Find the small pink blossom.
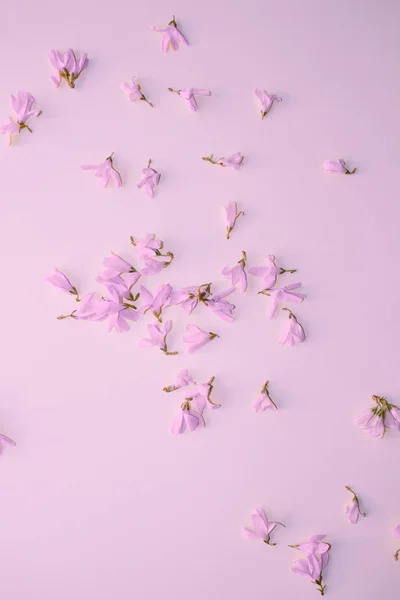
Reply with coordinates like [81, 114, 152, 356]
[0, 433, 16, 455]
[324, 159, 356, 175]
[243, 508, 285, 546]
[183, 324, 219, 354]
[253, 381, 278, 413]
[57, 292, 111, 322]
[163, 369, 196, 393]
[170, 400, 204, 435]
[290, 535, 331, 595]
[96, 272, 140, 300]
[202, 152, 244, 170]
[394, 524, 400, 561]
[225, 201, 244, 240]
[168, 87, 211, 111]
[169, 283, 211, 315]
[254, 89, 282, 119]
[45, 268, 79, 300]
[191, 376, 221, 413]
[0, 92, 42, 146]
[105, 285, 140, 333]
[101, 252, 138, 279]
[248, 255, 297, 289]
[137, 159, 161, 198]
[121, 77, 153, 107]
[259, 283, 305, 318]
[48, 49, 89, 88]
[204, 287, 236, 323]
[81, 153, 122, 188]
[344, 486, 366, 524]
[355, 395, 400, 439]
[138, 320, 177, 355]
[130, 234, 163, 259]
[139, 284, 172, 321]
[150, 16, 189, 52]
[279, 309, 306, 346]
[222, 251, 247, 293]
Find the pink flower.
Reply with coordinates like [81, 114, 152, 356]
[0, 92, 42, 145]
[183, 324, 219, 354]
[130, 234, 163, 258]
[204, 287, 236, 323]
[58, 292, 111, 322]
[163, 369, 196, 393]
[169, 283, 211, 314]
[278, 309, 306, 346]
[121, 77, 153, 106]
[394, 524, 400, 561]
[170, 400, 204, 435]
[138, 320, 177, 355]
[191, 376, 221, 413]
[0, 433, 16, 455]
[290, 535, 331, 595]
[355, 395, 400, 439]
[81, 153, 122, 188]
[168, 87, 211, 111]
[137, 159, 161, 198]
[96, 272, 140, 300]
[202, 152, 244, 170]
[105, 285, 140, 333]
[324, 159, 356, 175]
[344, 486, 366, 524]
[248, 255, 297, 289]
[45, 268, 79, 299]
[254, 89, 282, 119]
[253, 381, 278, 413]
[150, 16, 189, 52]
[225, 201, 244, 239]
[260, 283, 305, 318]
[139, 284, 172, 321]
[101, 252, 138, 279]
[222, 251, 247, 293]
[48, 48, 89, 88]
[243, 508, 285, 546]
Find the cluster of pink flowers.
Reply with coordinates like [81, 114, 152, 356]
[163, 370, 221, 435]
[0, 91, 42, 146]
[355, 395, 400, 439]
[290, 535, 331, 595]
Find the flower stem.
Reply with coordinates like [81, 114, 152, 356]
[57, 310, 76, 320]
[395, 549, 400, 561]
[345, 167, 357, 174]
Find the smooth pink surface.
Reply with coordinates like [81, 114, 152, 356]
[1, 1, 400, 598]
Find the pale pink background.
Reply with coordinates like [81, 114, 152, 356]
[1, 0, 399, 598]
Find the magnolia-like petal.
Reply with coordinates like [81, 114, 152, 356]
[182, 297, 199, 314]
[192, 394, 206, 414]
[324, 159, 347, 174]
[225, 201, 238, 228]
[140, 258, 165, 276]
[386, 407, 400, 430]
[279, 316, 305, 346]
[147, 324, 165, 347]
[51, 74, 61, 87]
[170, 411, 185, 435]
[296, 541, 330, 555]
[354, 411, 374, 426]
[291, 559, 315, 581]
[183, 410, 200, 432]
[45, 268, 74, 293]
[75, 53, 89, 74]
[176, 369, 195, 387]
[103, 254, 132, 273]
[164, 320, 172, 335]
[0, 434, 16, 454]
[393, 524, 400, 539]
[366, 414, 385, 438]
[153, 284, 172, 312]
[48, 49, 63, 70]
[309, 534, 326, 543]
[250, 509, 269, 537]
[253, 393, 277, 413]
[320, 550, 329, 570]
[108, 312, 130, 333]
[139, 285, 154, 308]
[63, 48, 76, 73]
[308, 554, 323, 580]
[345, 499, 361, 524]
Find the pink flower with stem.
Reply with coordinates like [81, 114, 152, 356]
[203, 287, 236, 323]
[169, 283, 212, 315]
[344, 486, 366, 524]
[243, 508, 285, 546]
[57, 292, 112, 322]
[0, 433, 16, 455]
[81, 153, 122, 188]
[324, 159, 356, 175]
[45, 268, 80, 301]
[0, 92, 42, 146]
[105, 284, 140, 333]
[254, 89, 282, 119]
[225, 201, 244, 240]
[259, 283, 305, 319]
[279, 309, 306, 346]
[150, 16, 189, 52]
[139, 284, 172, 322]
[121, 76, 153, 107]
[96, 272, 140, 300]
[163, 369, 196, 393]
[290, 534, 331, 596]
[202, 152, 244, 170]
[253, 381, 278, 413]
[191, 376, 221, 413]
[355, 395, 400, 439]
[130, 233, 164, 259]
[222, 251, 248, 293]
[248, 255, 297, 289]
[137, 159, 161, 198]
[168, 87, 211, 111]
[48, 48, 89, 89]
[393, 524, 400, 561]
[101, 252, 139, 280]
[138, 320, 177, 355]
[183, 324, 219, 354]
[170, 398, 205, 435]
